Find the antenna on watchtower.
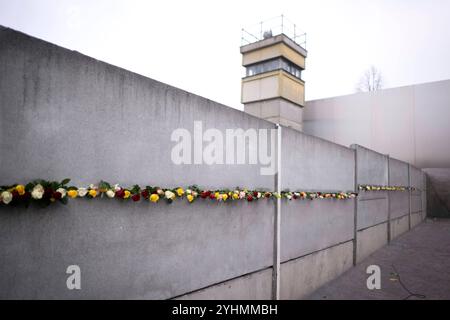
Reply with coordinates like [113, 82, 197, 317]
[240, 15, 307, 132]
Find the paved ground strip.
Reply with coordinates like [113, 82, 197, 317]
[307, 219, 450, 299]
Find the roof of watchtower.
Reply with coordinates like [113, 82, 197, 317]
[241, 15, 307, 55]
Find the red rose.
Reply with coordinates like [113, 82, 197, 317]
[247, 195, 253, 202]
[141, 190, 149, 199]
[44, 188, 53, 199]
[201, 191, 211, 199]
[52, 192, 62, 200]
[132, 194, 140, 202]
[115, 189, 125, 198]
[209, 193, 216, 199]
[12, 190, 19, 198]
[22, 192, 31, 201]
[253, 191, 258, 197]
[293, 194, 298, 199]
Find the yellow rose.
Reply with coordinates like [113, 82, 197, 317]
[176, 188, 184, 197]
[232, 193, 239, 200]
[187, 194, 194, 202]
[88, 189, 97, 198]
[15, 185, 25, 195]
[215, 192, 220, 199]
[150, 194, 159, 203]
[222, 194, 228, 201]
[67, 190, 78, 198]
[124, 190, 131, 199]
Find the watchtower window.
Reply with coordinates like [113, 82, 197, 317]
[245, 57, 303, 80]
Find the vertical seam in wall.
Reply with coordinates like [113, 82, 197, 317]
[353, 146, 358, 266]
[387, 155, 391, 243]
[412, 86, 417, 166]
[272, 124, 282, 300]
[408, 164, 412, 230]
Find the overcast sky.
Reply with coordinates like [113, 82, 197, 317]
[1, 0, 450, 110]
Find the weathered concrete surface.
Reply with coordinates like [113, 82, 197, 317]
[307, 219, 450, 300]
[356, 223, 388, 263]
[0, 26, 276, 299]
[281, 199, 354, 262]
[175, 268, 273, 300]
[280, 241, 353, 299]
[388, 158, 409, 220]
[353, 145, 388, 187]
[411, 212, 423, 228]
[357, 193, 388, 230]
[390, 214, 410, 240]
[282, 128, 355, 192]
[0, 200, 275, 299]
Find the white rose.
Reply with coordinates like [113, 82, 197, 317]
[164, 190, 175, 200]
[257, 192, 262, 198]
[77, 188, 88, 197]
[239, 191, 246, 199]
[89, 184, 97, 190]
[106, 190, 115, 198]
[1, 191, 13, 204]
[113, 184, 121, 192]
[56, 188, 67, 198]
[31, 184, 44, 200]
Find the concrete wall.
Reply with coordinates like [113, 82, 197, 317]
[279, 129, 355, 298]
[353, 145, 389, 263]
[304, 79, 450, 217]
[0, 26, 426, 299]
[0, 26, 275, 299]
[388, 158, 410, 240]
[304, 80, 450, 170]
[410, 166, 427, 227]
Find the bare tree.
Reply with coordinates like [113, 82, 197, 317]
[356, 66, 383, 92]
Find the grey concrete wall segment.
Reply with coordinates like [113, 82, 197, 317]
[390, 214, 410, 240]
[388, 158, 410, 221]
[352, 144, 388, 186]
[175, 268, 273, 300]
[0, 200, 274, 299]
[353, 145, 389, 234]
[0, 26, 276, 299]
[411, 212, 423, 228]
[279, 126, 355, 266]
[356, 194, 388, 230]
[280, 199, 354, 262]
[356, 222, 388, 263]
[280, 241, 353, 299]
[410, 166, 424, 190]
[0, 26, 276, 190]
[281, 127, 355, 192]
[411, 194, 423, 214]
[389, 192, 410, 219]
[389, 158, 409, 186]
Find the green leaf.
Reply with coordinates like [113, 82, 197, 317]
[99, 180, 111, 190]
[61, 178, 71, 185]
